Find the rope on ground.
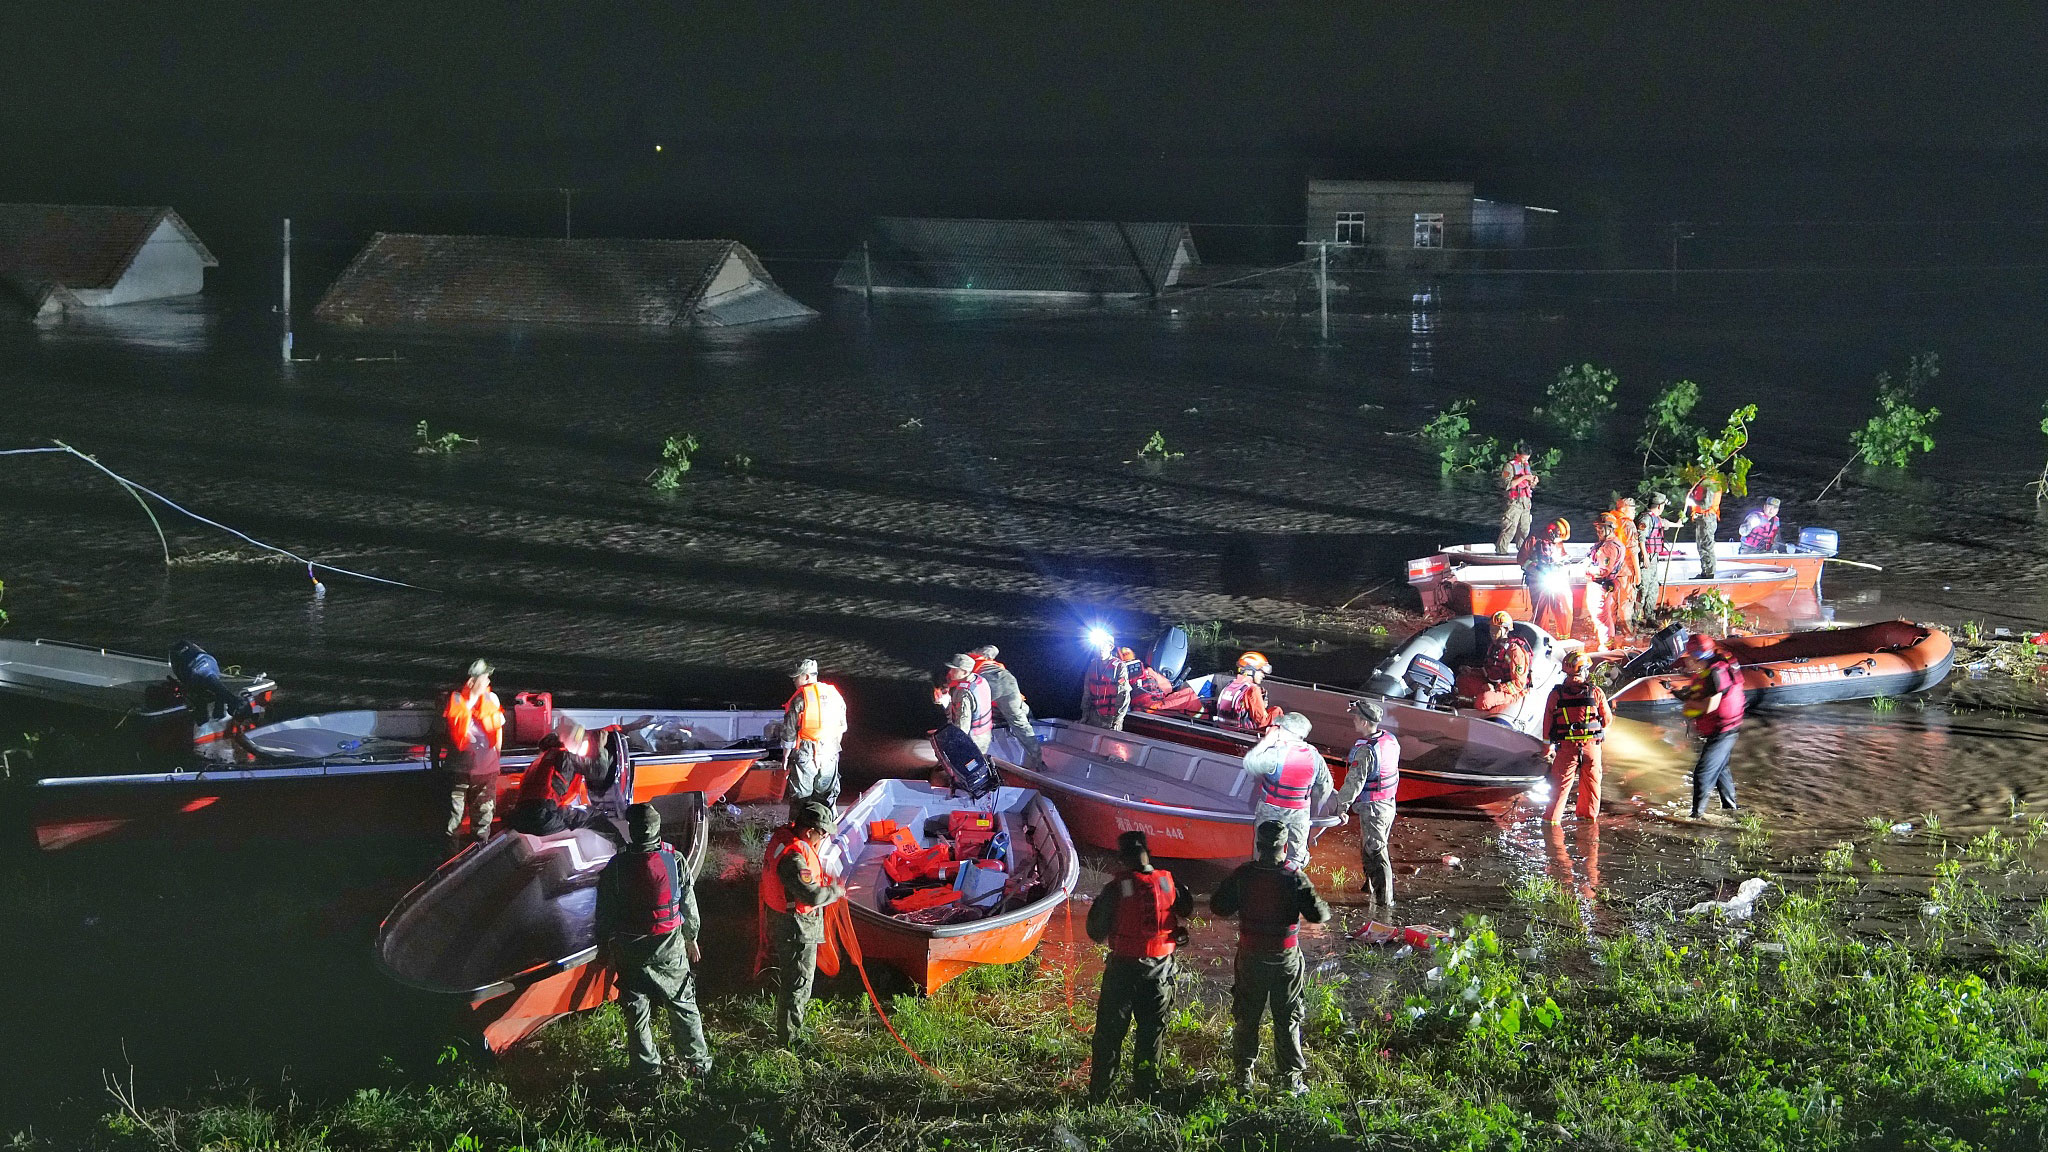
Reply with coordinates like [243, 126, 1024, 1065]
[825, 900, 963, 1089]
[4, 440, 425, 590]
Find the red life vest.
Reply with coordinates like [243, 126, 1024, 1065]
[1740, 511, 1780, 550]
[1236, 862, 1302, 951]
[1588, 539, 1625, 588]
[1484, 636, 1532, 685]
[1547, 682, 1608, 743]
[759, 826, 826, 916]
[617, 845, 685, 936]
[1692, 653, 1748, 736]
[1501, 458, 1536, 499]
[1215, 677, 1267, 731]
[516, 748, 585, 808]
[1131, 667, 1172, 707]
[1351, 730, 1401, 804]
[954, 674, 993, 743]
[1108, 868, 1179, 959]
[1639, 513, 1669, 556]
[1083, 657, 1124, 713]
[1256, 745, 1320, 810]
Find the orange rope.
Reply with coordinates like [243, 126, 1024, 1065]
[826, 900, 963, 1088]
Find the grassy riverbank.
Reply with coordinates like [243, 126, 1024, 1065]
[35, 822, 2048, 1152]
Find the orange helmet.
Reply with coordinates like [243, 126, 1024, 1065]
[1563, 650, 1592, 677]
[1549, 518, 1571, 542]
[1236, 651, 1273, 674]
[1116, 647, 1137, 663]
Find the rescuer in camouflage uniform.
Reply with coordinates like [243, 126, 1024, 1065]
[781, 658, 848, 811]
[761, 800, 843, 1046]
[970, 644, 1045, 769]
[595, 803, 710, 1078]
[1211, 820, 1333, 1095]
[1085, 830, 1194, 1103]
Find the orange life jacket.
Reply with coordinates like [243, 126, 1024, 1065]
[952, 674, 993, 744]
[759, 826, 825, 916]
[1108, 868, 1179, 959]
[785, 681, 848, 742]
[1256, 745, 1321, 810]
[443, 688, 504, 752]
[1484, 636, 1532, 685]
[1083, 657, 1125, 712]
[1547, 682, 1609, 743]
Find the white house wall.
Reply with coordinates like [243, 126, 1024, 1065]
[75, 218, 208, 306]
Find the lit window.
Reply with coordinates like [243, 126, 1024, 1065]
[1413, 213, 1444, 249]
[1335, 211, 1367, 244]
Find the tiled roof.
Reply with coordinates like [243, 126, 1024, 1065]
[0, 204, 216, 291]
[835, 217, 1197, 296]
[313, 234, 814, 328]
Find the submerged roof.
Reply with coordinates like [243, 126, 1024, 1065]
[314, 233, 815, 328]
[835, 217, 1197, 296]
[0, 204, 217, 291]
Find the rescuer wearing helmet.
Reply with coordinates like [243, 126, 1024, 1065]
[1495, 446, 1540, 555]
[1211, 819, 1333, 1096]
[1330, 699, 1401, 913]
[1080, 633, 1133, 731]
[941, 654, 995, 754]
[1684, 474, 1725, 579]
[1601, 496, 1642, 635]
[1542, 651, 1614, 824]
[1519, 519, 1575, 640]
[1680, 633, 1746, 819]
[1738, 497, 1783, 554]
[1583, 516, 1628, 651]
[1241, 711, 1333, 870]
[781, 658, 849, 811]
[970, 645, 1045, 769]
[1454, 610, 1534, 716]
[1214, 651, 1282, 733]
[506, 715, 611, 836]
[439, 657, 504, 848]
[759, 800, 845, 1046]
[1084, 830, 1194, 1103]
[596, 803, 710, 1079]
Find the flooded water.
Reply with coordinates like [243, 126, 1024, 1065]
[4, 280, 2048, 1129]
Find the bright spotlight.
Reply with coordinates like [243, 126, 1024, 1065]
[1085, 627, 1114, 655]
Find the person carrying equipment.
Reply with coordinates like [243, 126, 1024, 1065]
[759, 800, 845, 1046]
[1084, 830, 1193, 1103]
[1215, 651, 1282, 733]
[439, 657, 504, 848]
[596, 803, 710, 1079]
[1738, 497, 1783, 553]
[1680, 634, 1746, 819]
[506, 715, 609, 836]
[1241, 712, 1332, 870]
[1330, 699, 1401, 914]
[1455, 611, 1534, 716]
[1520, 519, 1574, 640]
[971, 645, 1044, 770]
[939, 654, 995, 754]
[1210, 819, 1332, 1096]
[1600, 497, 1641, 635]
[1584, 517, 1628, 651]
[1684, 475, 1724, 579]
[1496, 447, 1539, 554]
[1080, 635, 1133, 731]
[781, 658, 848, 810]
[1635, 492, 1683, 619]
[1542, 651, 1613, 824]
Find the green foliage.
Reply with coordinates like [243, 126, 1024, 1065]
[413, 420, 477, 456]
[1419, 400, 1559, 475]
[724, 452, 754, 475]
[1136, 430, 1184, 461]
[1535, 362, 1619, 441]
[1636, 379, 1703, 493]
[648, 433, 700, 490]
[1672, 589, 1742, 631]
[1691, 404, 1758, 498]
[1850, 352, 1943, 468]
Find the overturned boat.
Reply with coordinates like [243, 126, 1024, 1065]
[1609, 620, 1954, 714]
[831, 779, 1078, 991]
[990, 719, 1345, 860]
[374, 731, 712, 1052]
[29, 701, 781, 850]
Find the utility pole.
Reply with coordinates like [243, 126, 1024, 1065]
[280, 218, 293, 362]
[1298, 238, 1353, 341]
[559, 188, 577, 239]
[862, 239, 874, 305]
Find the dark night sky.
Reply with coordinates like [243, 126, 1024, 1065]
[9, 4, 2048, 274]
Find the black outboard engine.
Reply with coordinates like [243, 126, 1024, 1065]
[1404, 653, 1456, 707]
[168, 640, 255, 722]
[1617, 623, 1691, 681]
[932, 725, 1000, 799]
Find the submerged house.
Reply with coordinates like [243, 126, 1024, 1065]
[0, 204, 218, 321]
[835, 217, 1198, 301]
[1305, 181, 1556, 271]
[314, 233, 815, 329]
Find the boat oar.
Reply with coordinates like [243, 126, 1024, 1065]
[1822, 557, 1883, 572]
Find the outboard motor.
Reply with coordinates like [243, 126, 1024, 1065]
[1404, 653, 1456, 707]
[168, 640, 256, 723]
[1617, 623, 1691, 681]
[932, 725, 1000, 799]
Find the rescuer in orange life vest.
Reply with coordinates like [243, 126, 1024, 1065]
[1600, 496, 1641, 636]
[970, 645, 1045, 770]
[1084, 830, 1194, 1103]
[1543, 651, 1614, 824]
[440, 658, 504, 849]
[506, 715, 611, 837]
[941, 653, 995, 754]
[1455, 610, 1534, 716]
[1520, 518, 1575, 641]
[1684, 474, 1725, 579]
[759, 800, 845, 1046]
[1214, 651, 1282, 733]
[1211, 819, 1333, 1096]
[781, 658, 848, 811]
[1242, 711, 1334, 870]
[1080, 633, 1133, 730]
[1583, 516, 1628, 651]
[595, 802, 710, 1079]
